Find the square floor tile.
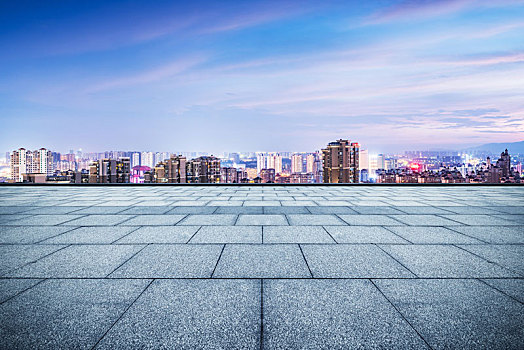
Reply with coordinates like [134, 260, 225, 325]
[189, 226, 262, 243]
[0, 245, 64, 276]
[7, 245, 143, 278]
[301, 244, 414, 278]
[213, 244, 310, 278]
[236, 214, 288, 226]
[115, 226, 199, 244]
[42, 226, 139, 244]
[287, 214, 346, 226]
[95, 279, 260, 349]
[459, 245, 524, 275]
[451, 226, 524, 244]
[338, 215, 404, 226]
[325, 226, 408, 244]
[62, 215, 133, 226]
[390, 215, 463, 226]
[0, 226, 74, 244]
[374, 279, 524, 349]
[178, 214, 237, 226]
[263, 279, 427, 349]
[263, 226, 335, 243]
[387, 226, 482, 244]
[0, 279, 150, 349]
[381, 245, 517, 278]
[119, 214, 186, 226]
[109, 244, 223, 278]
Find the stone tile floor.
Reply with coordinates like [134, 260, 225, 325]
[0, 185, 523, 349]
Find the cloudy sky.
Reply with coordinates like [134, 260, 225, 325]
[1, 0, 523, 153]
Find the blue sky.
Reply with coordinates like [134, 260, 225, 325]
[1, 0, 523, 153]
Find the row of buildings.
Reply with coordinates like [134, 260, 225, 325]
[6, 142, 521, 184]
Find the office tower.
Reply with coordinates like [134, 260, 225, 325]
[141, 151, 154, 168]
[377, 154, 386, 170]
[291, 153, 303, 173]
[186, 156, 221, 183]
[260, 168, 276, 183]
[10, 148, 53, 182]
[266, 153, 283, 174]
[257, 153, 266, 174]
[322, 139, 360, 183]
[131, 152, 141, 168]
[497, 149, 510, 177]
[88, 158, 130, 183]
[359, 150, 369, 170]
[306, 154, 315, 173]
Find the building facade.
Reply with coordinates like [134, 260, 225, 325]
[322, 139, 360, 183]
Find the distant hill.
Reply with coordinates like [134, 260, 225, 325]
[467, 140, 524, 155]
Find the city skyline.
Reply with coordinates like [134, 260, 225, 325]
[1, 0, 524, 152]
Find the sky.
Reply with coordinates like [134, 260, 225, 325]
[1, 0, 524, 154]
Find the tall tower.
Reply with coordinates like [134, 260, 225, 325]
[291, 154, 303, 173]
[322, 139, 359, 183]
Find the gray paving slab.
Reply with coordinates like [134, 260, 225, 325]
[96, 279, 260, 349]
[459, 244, 524, 276]
[374, 279, 524, 349]
[215, 206, 263, 214]
[0, 245, 64, 276]
[441, 214, 522, 226]
[109, 244, 223, 278]
[0, 279, 42, 304]
[118, 206, 172, 214]
[482, 279, 524, 303]
[264, 279, 428, 349]
[118, 214, 185, 226]
[7, 245, 143, 278]
[491, 206, 524, 214]
[0, 279, 150, 349]
[338, 214, 404, 226]
[69, 206, 128, 214]
[115, 226, 200, 244]
[352, 206, 406, 215]
[213, 244, 310, 278]
[263, 206, 310, 214]
[236, 214, 288, 226]
[381, 245, 518, 278]
[391, 214, 463, 226]
[6, 214, 84, 226]
[0, 207, 33, 215]
[0, 226, 74, 244]
[439, 206, 504, 215]
[42, 226, 138, 244]
[61, 214, 133, 226]
[393, 206, 453, 214]
[386, 226, 482, 244]
[450, 226, 524, 243]
[23, 206, 88, 215]
[178, 214, 237, 225]
[189, 226, 262, 243]
[306, 206, 357, 214]
[301, 244, 414, 278]
[165, 206, 217, 214]
[325, 226, 409, 243]
[263, 226, 336, 243]
[287, 214, 346, 226]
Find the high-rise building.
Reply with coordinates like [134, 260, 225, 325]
[186, 156, 221, 183]
[266, 153, 283, 174]
[220, 167, 247, 183]
[306, 154, 315, 173]
[131, 152, 141, 168]
[291, 153, 303, 173]
[141, 152, 154, 168]
[322, 139, 359, 183]
[166, 155, 187, 183]
[10, 148, 53, 182]
[359, 150, 369, 170]
[88, 158, 130, 183]
[256, 153, 265, 174]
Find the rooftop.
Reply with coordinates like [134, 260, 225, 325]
[0, 185, 523, 349]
